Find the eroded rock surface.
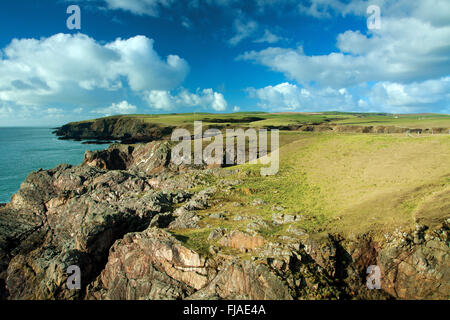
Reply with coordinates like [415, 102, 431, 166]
[0, 140, 448, 301]
[87, 228, 210, 300]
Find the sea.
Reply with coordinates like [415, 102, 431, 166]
[0, 127, 109, 203]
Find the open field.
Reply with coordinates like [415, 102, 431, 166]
[172, 131, 450, 246]
[4, 114, 449, 300]
[70, 112, 450, 130]
[332, 113, 450, 129]
[59, 112, 450, 242]
[56, 112, 450, 245]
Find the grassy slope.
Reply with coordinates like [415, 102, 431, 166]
[332, 114, 450, 129]
[172, 132, 450, 249]
[72, 112, 450, 250]
[72, 112, 450, 130]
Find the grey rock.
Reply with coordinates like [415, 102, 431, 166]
[208, 228, 226, 241]
[287, 225, 307, 236]
[251, 198, 266, 206]
[209, 212, 226, 220]
[272, 213, 303, 225]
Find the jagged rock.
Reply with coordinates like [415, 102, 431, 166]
[246, 217, 269, 232]
[287, 225, 308, 236]
[0, 158, 201, 299]
[87, 228, 210, 300]
[6, 247, 95, 300]
[208, 228, 226, 241]
[168, 211, 201, 230]
[376, 224, 449, 300]
[167, 188, 216, 230]
[219, 180, 242, 187]
[300, 236, 338, 278]
[272, 213, 303, 225]
[184, 188, 215, 211]
[219, 231, 265, 252]
[251, 199, 266, 206]
[258, 242, 298, 271]
[187, 260, 293, 300]
[83, 141, 172, 173]
[208, 212, 226, 220]
[0, 206, 46, 299]
[1, 137, 449, 301]
[127, 141, 172, 173]
[149, 213, 174, 228]
[84, 145, 133, 170]
[170, 191, 190, 204]
[53, 117, 174, 143]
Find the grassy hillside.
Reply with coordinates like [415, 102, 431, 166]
[61, 112, 450, 244]
[171, 131, 450, 247]
[72, 112, 450, 130]
[332, 113, 450, 129]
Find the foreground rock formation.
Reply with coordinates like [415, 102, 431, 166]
[0, 141, 448, 300]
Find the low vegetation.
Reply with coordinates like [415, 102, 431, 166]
[171, 130, 450, 246]
[69, 111, 450, 131]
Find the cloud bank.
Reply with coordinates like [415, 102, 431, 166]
[241, 0, 450, 113]
[146, 88, 228, 111]
[248, 78, 450, 114]
[92, 101, 138, 116]
[0, 33, 189, 107]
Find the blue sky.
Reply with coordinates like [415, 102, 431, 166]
[0, 0, 449, 126]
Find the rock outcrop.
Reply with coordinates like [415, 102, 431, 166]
[54, 116, 450, 146]
[219, 231, 265, 252]
[0, 140, 448, 300]
[53, 117, 175, 144]
[87, 228, 209, 300]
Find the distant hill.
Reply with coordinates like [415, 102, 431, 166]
[53, 112, 450, 144]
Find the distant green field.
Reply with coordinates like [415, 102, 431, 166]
[70, 111, 450, 249]
[333, 113, 450, 129]
[78, 112, 450, 130]
[105, 112, 333, 128]
[179, 131, 450, 245]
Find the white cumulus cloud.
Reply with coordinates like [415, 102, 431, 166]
[104, 0, 175, 16]
[240, 16, 450, 88]
[253, 29, 284, 44]
[239, 0, 450, 89]
[367, 77, 450, 113]
[228, 17, 259, 46]
[238, 0, 450, 113]
[0, 33, 189, 107]
[248, 77, 450, 114]
[248, 82, 355, 111]
[92, 101, 138, 116]
[146, 88, 228, 111]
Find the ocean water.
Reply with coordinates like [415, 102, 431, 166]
[0, 127, 108, 203]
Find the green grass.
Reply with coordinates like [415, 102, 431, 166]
[93, 111, 449, 247]
[159, 129, 450, 260]
[192, 131, 450, 242]
[333, 113, 450, 128]
[169, 228, 212, 256]
[75, 112, 450, 130]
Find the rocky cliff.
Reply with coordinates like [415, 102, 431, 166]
[53, 116, 450, 145]
[0, 141, 448, 300]
[53, 117, 175, 144]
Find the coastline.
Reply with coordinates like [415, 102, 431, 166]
[0, 127, 109, 203]
[53, 115, 450, 144]
[1, 116, 449, 300]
